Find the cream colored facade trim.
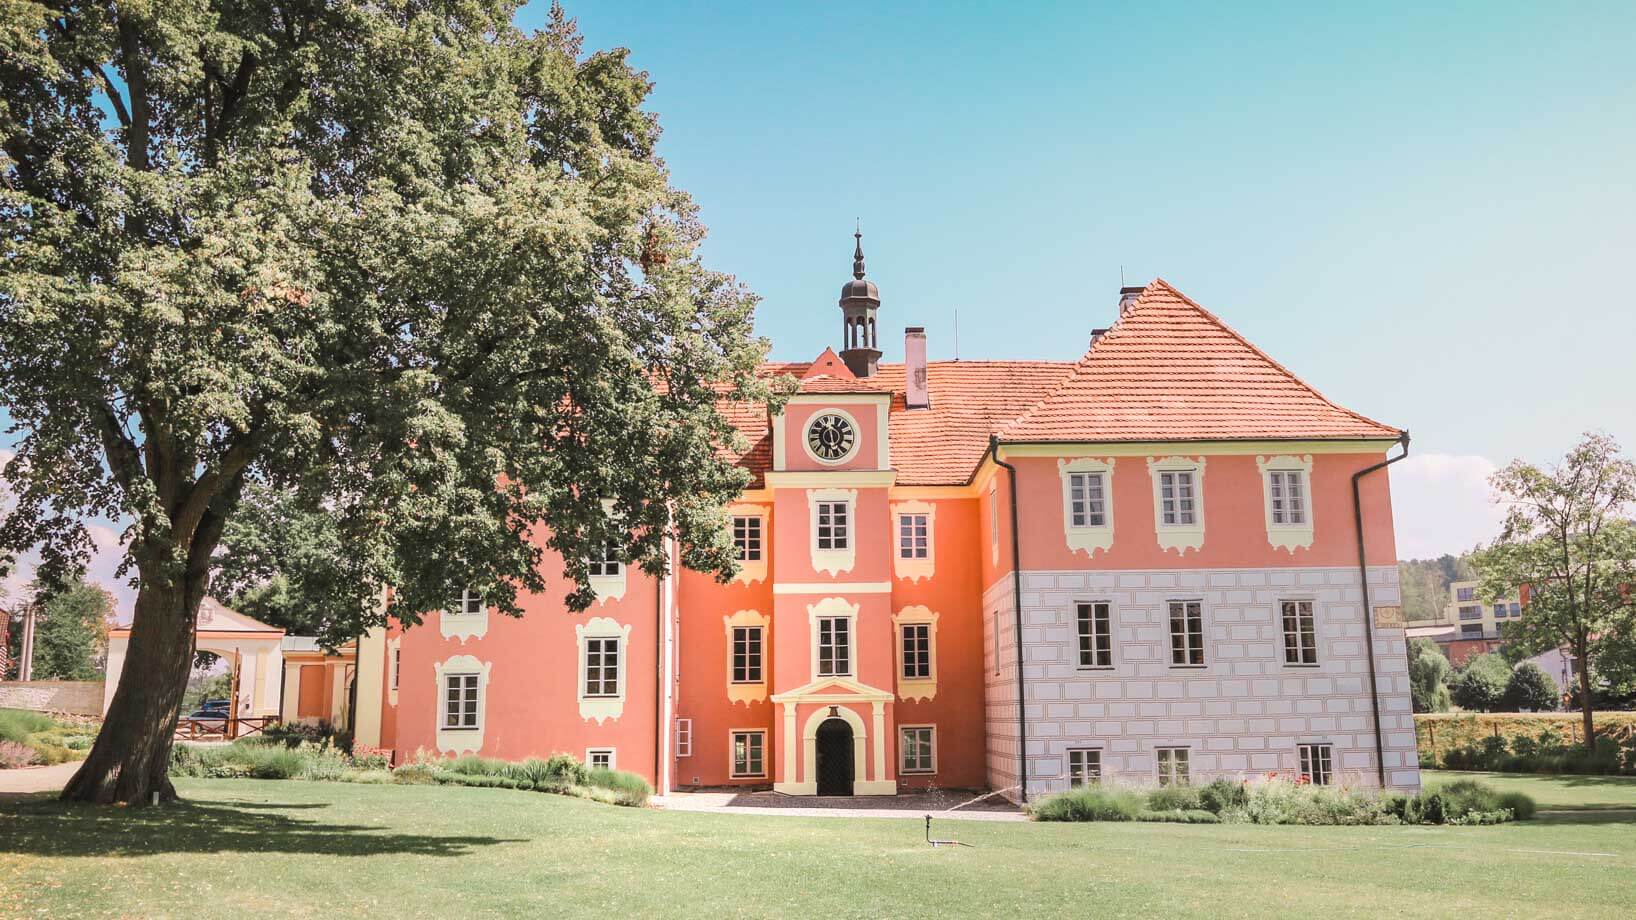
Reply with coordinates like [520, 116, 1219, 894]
[768, 676, 896, 796]
[590, 499, 629, 604]
[1257, 454, 1316, 552]
[889, 499, 937, 583]
[1148, 455, 1207, 554]
[767, 470, 896, 489]
[723, 609, 770, 706]
[807, 488, 858, 575]
[773, 581, 892, 595]
[891, 605, 939, 702]
[727, 503, 769, 585]
[575, 616, 630, 724]
[433, 654, 491, 755]
[800, 406, 863, 467]
[807, 596, 860, 678]
[440, 590, 488, 642]
[1057, 457, 1116, 557]
[998, 439, 1397, 458]
[387, 635, 401, 707]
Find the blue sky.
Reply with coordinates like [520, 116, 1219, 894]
[6, 2, 1635, 612]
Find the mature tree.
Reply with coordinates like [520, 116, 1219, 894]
[1450, 652, 1510, 713]
[1503, 661, 1560, 713]
[211, 478, 343, 637]
[1407, 638, 1453, 713]
[28, 576, 115, 680]
[1473, 433, 1636, 746]
[0, 2, 778, 804]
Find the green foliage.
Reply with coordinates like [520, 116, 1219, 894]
[182, 672, 233, 712]
[1033, 777, 1529, 826]
[1030, 786, 1146, 822]
[1439, 727, 1635, 775]
[0, 708, 54, 742]
[586, 767, 652, 806]
[1135, 809, 1220, 824]
[1198, 777, 1249, 813]
[1399, 556, 1475, 621]
[1145, 784, 1203, 812]
[1451, 653, 1511, 712]
[0, 708, 94, 766]
[26, 577, 114, 681]
[1406, 779, 1532, 825]
[1505, 662, 1561, 712]
[1409, 639, 1454, 713]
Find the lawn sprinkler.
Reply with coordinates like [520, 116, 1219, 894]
[925, 814, 974, 848]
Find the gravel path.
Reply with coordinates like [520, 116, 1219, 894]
[0, 761, 78, 796]
[654, 790, 1027, 822]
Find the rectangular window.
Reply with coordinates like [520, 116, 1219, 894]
[588, 543, 621, 578]
[1159, 470, 1197, 526]
[448, 588, 483, 617]
[898, 513, 930, 559]
[1460, 623, 1484, 638]
[731, 626, 763, 683]
[1492, 603, 1506, 619]
[1508, 602, 1521, 618]
[1067, 472, 1107, 527]
[900, 726, 936, 773]
[901, 623, 932, 679]
[1168, 600, 1206, 666]
[1076, 602, 1113, 668]
[1281, 600, 1319, 666]
[1298, 743, 1333, 786]
[1067, 748, 1101, 787]
[584, 637, 620, 698]
[391, 647, 401, 690]
[1156, 747, 1190, 787]
[818, 616, 851, 677]
[1267, 470, 1306, 525]
[732, 515, 762, 562]
[816, 501, 849, 550]
[675, 718, 692, 758]
[586, 748, 614, 771]
[732, 730, 766, 777]
[1458, 605, 1482, 620]
[1456, 586, 1476, 602]
[442, 673, 479, 730]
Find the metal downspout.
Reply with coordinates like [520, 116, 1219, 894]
[990, 437, 1028, 804]
[1351, 433, 1410, 788]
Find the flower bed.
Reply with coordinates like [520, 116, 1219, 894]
[0, 708, 99, 767]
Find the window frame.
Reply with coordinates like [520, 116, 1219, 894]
[897, 512, 930, 560]
[1167, 599, 1207, 667]
[817, 615, 853, 677]
[1076, 601, 1114, 669]
[898, 725, 936, 775]
[391, 646, 401, 691]
[1297, 742, 1333, 786]
[585, 747, 615, 771]
[900, 622, 932, 680]
[1158, 469, 1199, 527]
[587, 542, 622, 578]
[1280, 599, 1319, 667]
[732, 514, 763, 563]
[1156, 746, 1191, 787]
[1266, 469, 1307, 525]
[675, 718, 693, 758]
[583, 635, 622, 699]
[730, 729, 767, 778]
[441, 672, 481, 731]
[816, 500, 850, 551]
[1067, 748, 1102, 788]
[1067, 471, 1109, 528]
[731, 624, 764, 684]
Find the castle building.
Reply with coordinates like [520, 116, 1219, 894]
[371, 236, 1421, 799]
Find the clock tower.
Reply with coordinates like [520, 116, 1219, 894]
[838, 230, 881, 378]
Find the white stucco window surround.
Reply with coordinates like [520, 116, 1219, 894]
[807, 596, 860, 678]
[588, 499, 628, 604]
[432, 654, 491, 755]
[891, 605, 939, 702]
[723, 608, 770, 706]
[807, 488, 858, 575]
[1147, 456, 1207, 554]
[728, 503, 770, 585]
[1057, 457, 1116, 557]
[440, 588, 489, 642]
[575, 616, 631, 724]
[1257, 454, 1315, 552]
[889, 499, 936, 583]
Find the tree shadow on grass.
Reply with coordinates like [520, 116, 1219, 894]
[0, 792, 525, 858]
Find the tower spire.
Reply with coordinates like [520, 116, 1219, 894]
[853, 222, 866, 280]
[837, 225, 882, 377]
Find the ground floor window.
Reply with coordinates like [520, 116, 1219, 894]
[1067, 748, 1101, 787]
[731, 730, 766, 777]
[1156, 747, 1190, 786]
[675, 718, 692, 758]
[899, 725, 935, 774]
[442, 673, 480, 730]
[1298, 743, 1333, 786]
[586, 748, 615, 771]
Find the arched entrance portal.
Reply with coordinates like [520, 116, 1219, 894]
[815, 717, 855, 796]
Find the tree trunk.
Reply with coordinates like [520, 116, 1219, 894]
[60, 575, 202, 805]
[1577, 653, 1596, 750]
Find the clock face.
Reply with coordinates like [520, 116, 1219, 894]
[806, 413, 857, 462]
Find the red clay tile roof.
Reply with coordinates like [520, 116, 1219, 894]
[999, 279, 1402, 443]
[718, 279, 1399, 486]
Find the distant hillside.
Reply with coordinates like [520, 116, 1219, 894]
[1399, 555, 1475, 621]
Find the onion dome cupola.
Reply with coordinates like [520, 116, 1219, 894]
[838, 228, 882, 377]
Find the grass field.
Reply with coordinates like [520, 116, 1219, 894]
[2, 770, 1633, 918]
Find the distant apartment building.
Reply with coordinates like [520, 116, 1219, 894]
[1405, 580, 1522, 666]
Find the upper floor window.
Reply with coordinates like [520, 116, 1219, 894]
[733, 515, 763, 562]
[818, 616, 852, 677]
[1460, 623, 1484, 638]
[441, 588, 489, 641]
[898, 513, 929, 559]
[1492, 603, 1506, 619]
[1508, 602, 1522, 618]
[1067, 472, 1108, 527]
[1458, 605, 1482, 620]
[1456, 586, 1476, 602]
[1168, 600, 1205, 667]
[1149, 456, 1207, 554]
[584, 636, 621, 698]
[901, 623, 932, 679]
[391, 647, 401, 690]
[448, 588, 484, 617]
[731, 625, 763, 684]
[588, 543, 621, 578]
[1298, 743, 1333, 785]
[442, 673, 480, 730]
[1076, 601, 1113, 668]
[816, 501, 849, 550]
[1267, 470, 1306, 525]
[1281, 600, 1318, 666]
[1158, 470, 1198, 526]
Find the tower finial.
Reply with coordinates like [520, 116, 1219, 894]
[852, 223, 866, 280]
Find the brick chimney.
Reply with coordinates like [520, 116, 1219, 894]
[1118, 285, 1144, 315]
[905, 326, 929, 409]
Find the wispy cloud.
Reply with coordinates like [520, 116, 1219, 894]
[1389, 453, 1506, 560]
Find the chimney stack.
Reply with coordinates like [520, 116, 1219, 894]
[1118, 285, 1144, 315]
[905, 326, 929, 409]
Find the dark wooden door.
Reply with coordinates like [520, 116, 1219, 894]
[815, 718, 854, 796]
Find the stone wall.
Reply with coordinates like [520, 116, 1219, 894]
[0, 680, 106, 715]
[1016, 564, 1419, 797]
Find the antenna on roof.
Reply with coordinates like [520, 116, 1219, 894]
[954, 308, 960, 362]
[1120, 264, 1125, 287]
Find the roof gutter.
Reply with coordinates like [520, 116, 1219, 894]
[1350, 432, 1410, 788]
[989, 435, 1028, 804]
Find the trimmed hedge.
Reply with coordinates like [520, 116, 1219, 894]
[1031, 777, 1532, 826]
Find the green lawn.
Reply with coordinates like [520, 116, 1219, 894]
[2, 770, 1633, 918]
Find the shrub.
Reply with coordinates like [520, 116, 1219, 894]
[1136, 808, 1220, 824]
[1030, 786, 1145, 822]
[1145, 784, 1203, 812]
[0, 708, 55, 742]
[543, 752, 589, 786]
[1413, 779, 1533, 824]
[447, 754, 511, 777]
[245, 747, 305, 779]
[1198, 778, 1248, 814]
[1409, 640, 1453, 713]
[1450, 653, 1511, 712]
[587, 767, 652, 806]
[392, 763, 440, 785]
[1504, 663, 1560, 712]
[0, 739, 39, 768]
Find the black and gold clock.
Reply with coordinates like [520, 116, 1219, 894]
[806, 412, 857, 462]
